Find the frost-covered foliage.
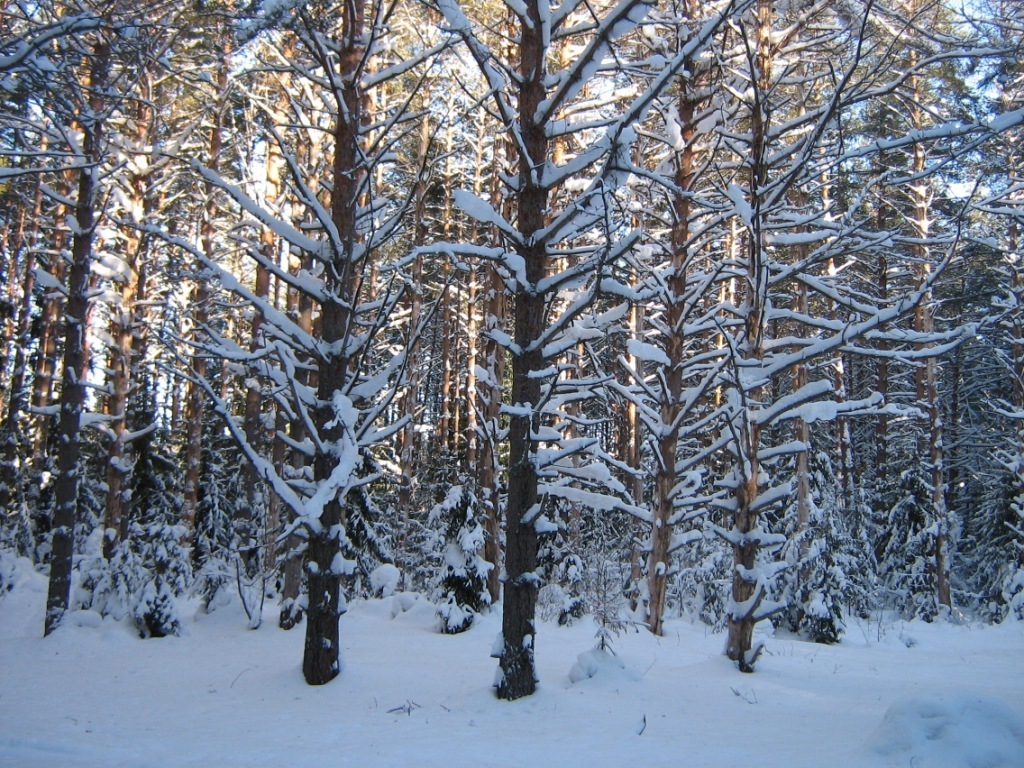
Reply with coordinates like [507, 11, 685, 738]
[0, 501, 34, 561]
[0, 547, 20, 599]
[75, 521, 191, 638]
[75, 418, 191, 637]
[1004, 565, 1024, 620]
[341, 461, 394, 597]
[75, 529, 143, 621]
[674, 535, 732, 631]
[429, 484, 491, 634]
[537, 514, 586, 626]
[959, 450, 1024, 621]
[878, 468, 948, 621]
[774, 450, 873, 643]
[587, 559, 631, 653]
[192, 426, 241, 611]
[1002, 465, 1024, 620]
[132, 521, 191, 638]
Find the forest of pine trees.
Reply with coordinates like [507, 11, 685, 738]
[0, 0, 1023, 696]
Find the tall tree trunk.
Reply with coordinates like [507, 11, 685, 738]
[646, 40, 703, 635]
[303, 0, 366, 685]
[725, 0, 771, 671]
[909, 100, 950, 609]
[181, 41, 229, 542]
[31, 202, 67, 468]
[0, 169, 44, 519]
[478, 121, 509, 605]
[45, 40, 110, 636]
[103, 85, 153, 560]
[479, 262, 505, 604]
[497, 0, 548, 700]
[396, 109, 430, 584]
[279, 109, 316, 630]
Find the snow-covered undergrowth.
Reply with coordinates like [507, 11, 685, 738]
[2, 556, 1023, 768]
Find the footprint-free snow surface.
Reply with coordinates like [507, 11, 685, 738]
[2, 557, 1023, 768]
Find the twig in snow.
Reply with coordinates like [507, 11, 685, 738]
[387, 700, 421, 715]
[731, 686, 757, 704]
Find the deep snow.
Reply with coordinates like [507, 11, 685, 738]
[2, 558, 1023, 768]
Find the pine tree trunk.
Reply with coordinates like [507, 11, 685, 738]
[497, 0, 547, 700]
[103, 89, 152, 559]
[302, 0, 366, 685]
[646, 56, 703, 636]
[479, 262, 505, 604]
[240, 132, 278, 577]
[725, 0, 771, 671]
[396, 111, 430, 583]
[181, 43, 228, 542]
[478, 123, 509, 605]
[904, 56, 951, 611]
[0, 171, 43, 518]
[45, 41, 110, 635]
[31, 208, 66, 467]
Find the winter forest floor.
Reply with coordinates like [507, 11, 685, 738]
[2, 559, 1024, 768]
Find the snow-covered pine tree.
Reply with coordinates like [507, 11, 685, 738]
[609, 0, 737, 638]
[774, 446, 871, 643]
[701, 0, 985, 668]
[432, 0, 742, 698]
[165, 0, 447, 684]
[430, 483, 491, 634]
[192, 414, 243, 611]
[969, 0, 1024, 619]
[0, 0, 181, 636]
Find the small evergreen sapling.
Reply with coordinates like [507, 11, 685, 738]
[134, 521, 191, 638]
[537, 520, 586, 626]
[880, 467, 947, 621]
[429, 484, 491, 634]
[589, 560, 630, 653]
[1001, 458, 1024, 620]
[774, 450, 868, 644]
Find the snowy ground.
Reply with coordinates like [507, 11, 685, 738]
[2, 558, 1024, 768]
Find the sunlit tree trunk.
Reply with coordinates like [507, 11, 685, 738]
[45, 39, 111, 636]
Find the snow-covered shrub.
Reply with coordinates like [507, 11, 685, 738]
[588, 559, 630, 652]
[191, 428, 239, 611]
[0, 477, 35, 559]
[1003, 566, 1024, 621]
[539, 532, 586, 626]
[75, 528, 144, 620]
[772, 449, 874, 644]
[536, 503, 587, 626]
[992, 455, 1024, 621]
[674, 534, 731, 630]
[429, 484, 491, 634]
[537, 583, 570, 622]
[133, 522, 191, 638]
[0, 548, 19, 599]
[878, 467, 943, 621]
[75, 522, 191, 638]
[339, 458, 394, 597]
[370, 563, 401, 598]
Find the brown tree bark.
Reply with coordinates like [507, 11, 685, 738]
[45, 39, 110, 636]
[30, 200, 67, 468]
[181, 36, 230, 542]
[396, 109, 430, 584]
[725, 0, 772, 671]
[102, 80, 154, 561]
[0, 168, 44, 518]
[646, 35, 705, 635]
[478, 119, 509, 605]
[302, 0, 367, 685]
[496, 0, 549, 700]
